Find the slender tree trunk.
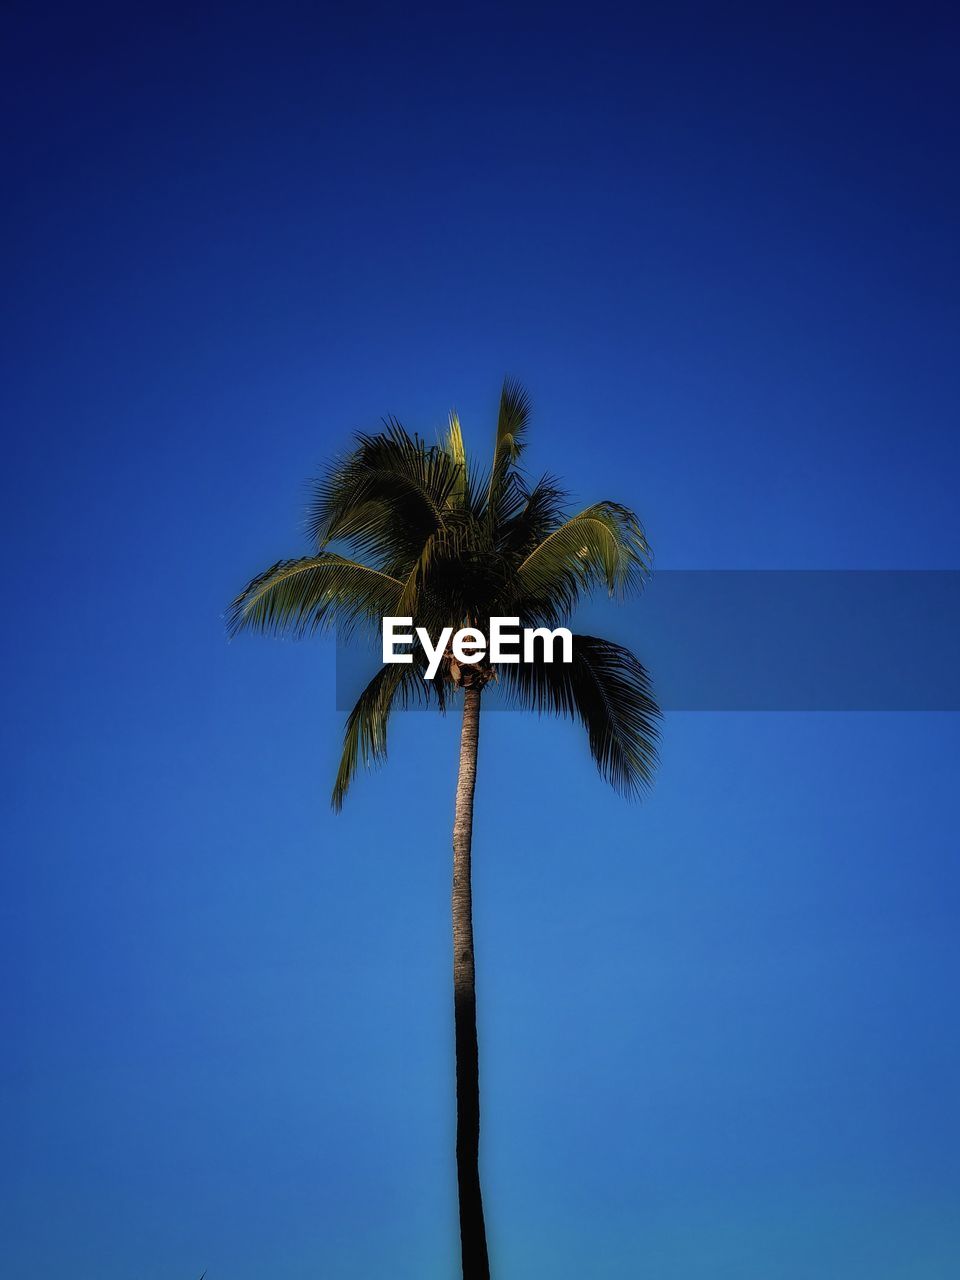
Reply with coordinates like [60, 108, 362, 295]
[452, 681, 490, 1279]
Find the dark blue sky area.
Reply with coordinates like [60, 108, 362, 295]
[2, 5, 959, 1278]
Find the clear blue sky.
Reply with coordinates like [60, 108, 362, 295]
[2, 4, 959, 1277]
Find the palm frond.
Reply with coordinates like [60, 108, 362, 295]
[396, 531, 435, 618]
[493, 377, 532, 466]
[332, 660, 445, 810]
[486, 377, 532, 517]
[227, 554, 402, 639]
[513, 501, 651, 617]
[307, 423, 461, 570]
[497, 473, 569, 559]
[443, 411, 468, 510]
[500, 634, 660, 796]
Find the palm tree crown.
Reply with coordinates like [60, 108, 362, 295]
[228, 379, 660, 805]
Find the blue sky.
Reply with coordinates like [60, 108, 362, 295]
[2, 4, 959, 1277]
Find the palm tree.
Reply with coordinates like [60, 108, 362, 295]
[228, 380, 660, 1279]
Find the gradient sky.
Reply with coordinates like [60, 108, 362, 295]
[2, 4, 959, 1278]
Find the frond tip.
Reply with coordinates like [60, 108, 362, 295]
[332, 664, 407, 811]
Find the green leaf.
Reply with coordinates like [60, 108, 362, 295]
[307, 423, 461, 572]
[486, 377, 532, 518]
[332, 661, 446, 810]
[514, 501, 651, 617]
[501, 634, 660, 796]
[227, 554, 402, 640]
[443, 410, 467, 504]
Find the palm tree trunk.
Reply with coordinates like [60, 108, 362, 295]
[452, 681, 490, 1279]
